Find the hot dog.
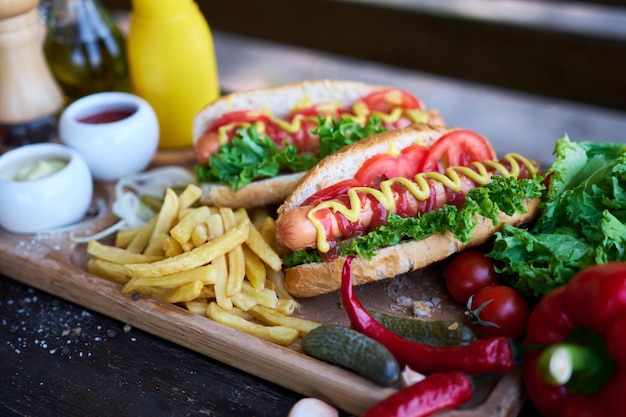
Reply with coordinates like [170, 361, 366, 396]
[275, 124, 544, 297]
[192, 80, 443, 208]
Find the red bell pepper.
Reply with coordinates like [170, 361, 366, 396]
[523, 262, 626, 417]
[341, 257, 517, 375]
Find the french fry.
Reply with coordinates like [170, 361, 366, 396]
[114, 226, 140, 248]
[177, 184, 203, 210]
[124, 220, 249, 277]
[122, 265, 216, 293]
[87, 240, 163, 264]
[223, 306, 254, 320]
[221, 207, 245, 297]
[163, 236, 184, 257]
[207, 302, 298, 346]
[200, 286, 216, 299]
[206, 213, 232, 310]
[181, 240, 195, 252]
[275, 298, 300, 315]
[235, 209, 282, 272]
[190, 223, 209, 247]
[170, 205, 211, 245]
[130, 285, 174, 301]
[226, 246, 245, 297]
[165, 280, 204, 303]
[126, 216, 157, 253]
[241, 282, 277, 309]
[144, 188, 179, 256]
[266, 268, 294, 301]
[248, 305, 320, 337]
[231, 291, 258, 312]
[143, 231, 169, 257]
[86, 184, 304, 347]
[242, 246, 266, 289]
[185, 299, 209, 316]
[259, 216, 279, 252]
[87, 258, 130, 285]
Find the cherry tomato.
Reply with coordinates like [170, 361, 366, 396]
[423, 129, 496, 171]
[354, 144, 429, 184]
[445, 250, 500, 304]
[467, 285, 529, 339]
[359, 88, 423, 113]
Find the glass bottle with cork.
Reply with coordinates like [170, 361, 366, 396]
[127, 0, 220, 149]
[44, 0, 130, 103]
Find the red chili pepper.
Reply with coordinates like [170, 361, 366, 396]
[341, 257, 517, 375]
[362, 371, 473, 417]
[523, 262, 626, 417]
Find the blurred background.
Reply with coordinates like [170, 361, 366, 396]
[100, 0, 626, 113]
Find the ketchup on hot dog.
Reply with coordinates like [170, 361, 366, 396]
[277, 153, 538, 254]
[194, 88, 443, 167]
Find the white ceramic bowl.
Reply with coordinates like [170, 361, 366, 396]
[0, 143, 93, 234]
[59, 92, 159, 182]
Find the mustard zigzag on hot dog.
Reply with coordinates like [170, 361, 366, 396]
[192, 80, 443, 208]
[275, 125, 544, 297]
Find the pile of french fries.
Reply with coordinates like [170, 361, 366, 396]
[86, 184, 319, 346]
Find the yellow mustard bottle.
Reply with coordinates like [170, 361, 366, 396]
[127, 0, 220, 148]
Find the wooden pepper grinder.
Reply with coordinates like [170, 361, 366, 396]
[0, 0, 64, 149]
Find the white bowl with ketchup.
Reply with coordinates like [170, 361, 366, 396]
[59, 92, 159, 182]
[0, 143, 93, 234]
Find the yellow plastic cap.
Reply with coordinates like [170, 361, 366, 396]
[130, 0, 194, 19]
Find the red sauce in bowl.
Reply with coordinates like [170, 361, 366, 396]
[77, 107, 136, 124]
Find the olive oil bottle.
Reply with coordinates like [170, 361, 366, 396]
[44, 0, 130, 103]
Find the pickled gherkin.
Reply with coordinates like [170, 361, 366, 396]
[370, 311, 476, 346]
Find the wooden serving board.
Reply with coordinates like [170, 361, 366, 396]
[0, 150, 525, 416]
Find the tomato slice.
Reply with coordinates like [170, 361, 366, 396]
[360, 88, 423, 113]
[355, 144, 429, 184]
[355, 154, 399, 184]
[288, 103, 348, 119]
[424, 129, 495, 171]
[197, 111, 274, 163]
[303, 179, 363, 205]
[207, 110, 270, 132]
[397, 144, 430, 177]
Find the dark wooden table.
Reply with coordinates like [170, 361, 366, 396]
[0, 276, 306, 417]
[3, 4, 626, 414]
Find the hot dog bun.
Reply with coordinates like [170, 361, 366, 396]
[193, 80, 443, 208]
[275, 125, 541, 298]
[283, 199, 540, 297]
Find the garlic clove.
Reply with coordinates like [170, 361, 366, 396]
[288, 397, 339, 417]
[401, 365, 426, 387]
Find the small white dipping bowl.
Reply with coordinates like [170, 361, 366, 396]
[59, 92, 159, 182]
[0, 143, 93, 234]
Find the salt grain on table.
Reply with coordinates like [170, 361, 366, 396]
[1, 283, 130, 359]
